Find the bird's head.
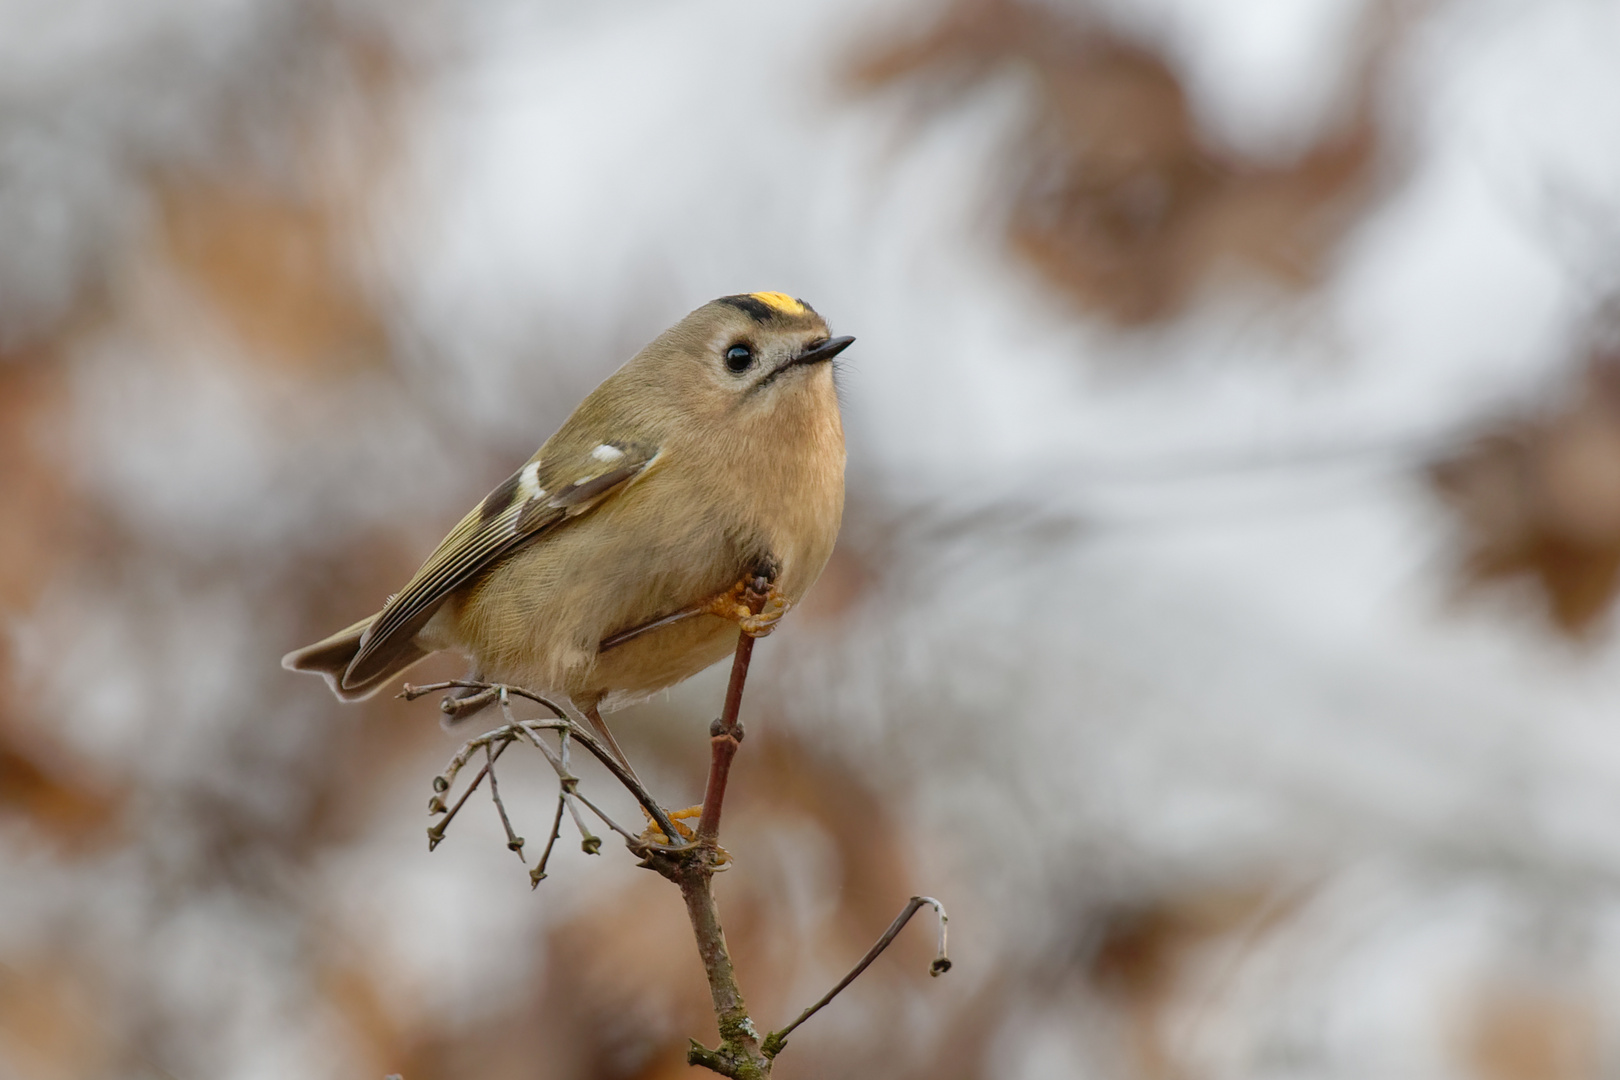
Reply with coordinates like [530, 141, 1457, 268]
[641, 292, 854, 425]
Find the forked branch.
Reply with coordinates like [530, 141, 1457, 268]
[404, 572, 949, 1076]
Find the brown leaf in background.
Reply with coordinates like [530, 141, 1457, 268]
[0, 741, 122, 850]
[1087, 886, 1288, 1080]
[1463, 978, 1599, 1080]
[0, 359, 126, 849]
[154, 25, 407, 378]
[0, 962, 116, 1080]
[0, 362, 76, 616]
[159, 179, 389, 375]
[1431, 351, 1620, 634]
[854, 0, 1382, 324]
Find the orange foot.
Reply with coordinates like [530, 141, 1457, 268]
[701, 578, 790, 638]
[598, 564, 789, 653]
[638, 804, 699, 844]
[638, 806, 731, 866]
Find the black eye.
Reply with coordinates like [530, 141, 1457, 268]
[725, 344, 755, 373]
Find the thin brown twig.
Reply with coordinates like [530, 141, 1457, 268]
[529, 795, 567, 888]
[484, 694, 528, 858]
[510, 719, 686, 857]
[411, 678, 682, 842]
[403, 680, 570, 721]
[439, 685, 499, 718]
[570, 788, 641, 845]
[696, 572, 769, 844]
[430, 725, 508, 797]
[430, 716, 684, 857]
[484, 740, 525, 858]
[426, 736, 513, 850]
[488, 688, 609, 857]
[500, 717, 648, 851]
[762, 895, 952, 1058]
[563, 791, 602, 854]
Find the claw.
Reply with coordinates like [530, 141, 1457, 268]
[600, 563, 790, 652]
[702, 580, 790, 638]
[738, 591, 788, 636]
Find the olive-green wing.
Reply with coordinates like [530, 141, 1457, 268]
[343, 440, 659, 689]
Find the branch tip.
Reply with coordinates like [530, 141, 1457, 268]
[483, 740, 525, 862]
[530, 795, 567, 889]
[764, 894, 952, 1056]
[687, 1039, 722, 1069]
[912, 895, 951, 975]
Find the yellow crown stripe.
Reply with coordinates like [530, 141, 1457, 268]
[748, 291, 806, 315]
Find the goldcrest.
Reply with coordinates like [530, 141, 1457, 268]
[283, 292, 850, 727]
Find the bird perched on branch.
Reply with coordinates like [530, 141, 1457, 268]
[283, 292, 850, 757]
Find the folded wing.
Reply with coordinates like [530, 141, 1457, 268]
[340, 441, 660, 690]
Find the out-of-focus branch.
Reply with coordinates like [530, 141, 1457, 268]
[406, 570, 949, 1077]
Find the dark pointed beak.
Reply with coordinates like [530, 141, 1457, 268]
[792, 334, 855, 366]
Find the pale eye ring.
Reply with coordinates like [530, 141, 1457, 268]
[724, 344, 755, 373]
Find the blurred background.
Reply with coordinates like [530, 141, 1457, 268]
[5, 0, 1620, 1076]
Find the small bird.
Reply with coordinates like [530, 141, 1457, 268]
[283, 292, 850, 758]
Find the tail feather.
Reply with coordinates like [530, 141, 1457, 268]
[282, 616, 430, 702]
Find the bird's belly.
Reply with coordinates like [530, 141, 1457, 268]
[440, 494, 745, 707]
[587, 615, 740, 711]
